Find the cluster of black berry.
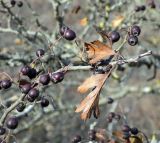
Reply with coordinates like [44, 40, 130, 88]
[121, 124, 139, 140]
[127, 25, 141, 46]
[20, 48, 65, 101]
[10, 0, 23, 7]
[0, 47, 67, 136]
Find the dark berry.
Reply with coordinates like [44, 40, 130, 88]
[39, 74, 50, 85]
[1, 80, 12, 89]
[28, 88, 39, 99]
[135, 5, 146, 12]
[27, 95, 35, 102]
[71, 135, 81, 143]
[16, 102, 26, 112]
[63, 28, 76, 41]
[6, 116, 18, 129]
[140, 5, 146, 11]
[109, 31, 120, 43]
[0, 127, 6, 135]
[21, 65, 31, 75]
[41, 98, 49, 107]
[10, 0, 16, 6]
[50, 72, 64, 83]
[17, 1, 23, 7]
[114, 114, 121, 121]
[27, 68, 37, 79]
[21, 83, 31, 94]
[127, 35, 138, 46]
[122, 124, 130, 132]
[131, 25, 141, 36]
[107, 97, 114, 104]
[36, 49, 45, 57]
[130, 127, 139, 135]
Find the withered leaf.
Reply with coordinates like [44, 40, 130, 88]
[75, 73, 110, 120]
[77, 74, 106, 94]
[84, 40, 115, 64]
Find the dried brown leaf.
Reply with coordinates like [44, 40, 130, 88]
[84, 40, 115, 64]
[75, 73, 110, 120]
[77, 74, 106, 94]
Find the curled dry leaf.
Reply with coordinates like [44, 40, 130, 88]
[77, 74, 106, 94]
[84, 40, 115, 64]
[75, 73, 110, 120]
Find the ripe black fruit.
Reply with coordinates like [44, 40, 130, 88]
[41, 98, 49, 107]
[21, 65, 31, 75]
[1, 80, 12, 89]
[0, 127, 6, 135]
[39, 74, 50, 85]
[21, 83, 31, 94]
[36, 49, 45, 57]
[28, 88, 39, 99]
[10, 0, 16, 6]
[71, 135, 81, 143]
[17, 1, 23, 7]
[135, 5, 146, 12]
[131, 25, 141, 36]
[130, 127, 139, 135]
[109, 31, 120, 43]
[60, 26, 76, 41]
[6, 117, 18, 129]
[16, 102, 26, 112]
[64, 29, 76, 40]
[27, 68, 37, 79]
[127, 35, 138, 46]
[50, 72, 64, 83]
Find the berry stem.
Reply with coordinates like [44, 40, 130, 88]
[0, 94, 26, 126]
